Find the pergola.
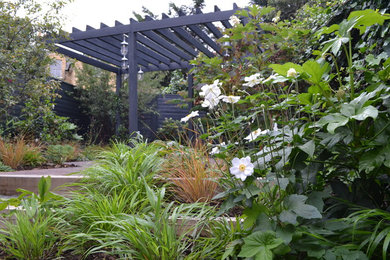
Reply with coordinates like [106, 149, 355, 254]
[55, 4, 243, 134]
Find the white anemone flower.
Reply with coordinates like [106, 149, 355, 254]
[287, 68, 298, 78]
[273, 123, 278, 131]
[200, 80, 222, 97]
[202, 94, 220, 109]
[263, 74, 277, 84]
[210, 146, 220, 155]
[210, 142, 226, 155]
[272, 16, 280, 23]
[180, 110, 199, 122]
[244, 128, 269, 142]
[243, 73, 263, 87]
[229, 15, 241, 26]
[220, 95, 240, 104]
[230, 156, 254, 181]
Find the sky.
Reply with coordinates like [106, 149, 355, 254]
[61, 0, 250, 32]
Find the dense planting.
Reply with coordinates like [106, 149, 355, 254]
[1, 0, 390, 259]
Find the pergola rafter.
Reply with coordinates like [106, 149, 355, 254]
[55, 4, 242, 134]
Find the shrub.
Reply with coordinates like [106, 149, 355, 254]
[79, 145, 105, 161]
[45, 144, 75, 165]
[0, 161, 13, 172]
[22, 145, 45, 168]
[157, 118, 186, 141]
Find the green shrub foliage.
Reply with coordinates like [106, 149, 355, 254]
[192, 3, 390, 259]
[0, 0, 78, 143]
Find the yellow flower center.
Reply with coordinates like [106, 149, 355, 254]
[239, 164, 246, 172]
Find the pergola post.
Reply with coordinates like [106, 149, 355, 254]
[115, 70, 122, 135]
[127, 31, 138, 135]
[187, 73, 194, 140]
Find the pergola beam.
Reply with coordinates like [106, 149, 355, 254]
[65, 8, 237, 42]
[55, 45, 119, 73]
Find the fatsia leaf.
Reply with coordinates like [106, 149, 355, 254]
[318, 114, 349, 134]
[238, 231, 283, 259]
[302, 60, 330, 85]
[243, 203, 266, 229]
[350, 105, 378, 121]
[348, 9, 390, 35]
[269, 62, 303, 77]
[279, 210, 297, 225]
[285, 194, 322, 220]
[340, 103, 355, 117]
[338, 16, 360, 36]
[295, 204, 322, 219]
[316, 24, 339, 38]
[299, 140, 315, 157]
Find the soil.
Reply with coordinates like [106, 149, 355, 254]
[18, 163, 79, 171]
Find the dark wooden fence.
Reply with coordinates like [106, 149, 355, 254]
[54, 84, 190, 140]
[139, 94, 190, 140]
[54, 81, 89, 134]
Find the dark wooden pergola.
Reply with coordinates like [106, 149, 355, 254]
[55, 4, 242, 134]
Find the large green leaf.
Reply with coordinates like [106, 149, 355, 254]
[298, 140, 315, 157]
[238, 231, 284, 260]
[316, 24, 339, 38]
[269, 62, 303, 77]
[279, 210, 297, 225]
[322, 37, 350, 55]
[285, 194, 322, 220]
[350, 105, 378, 121]
[302, 60, 330, 85]
[326, 115, 349, 134]
[338, 16, 360, 37]
[243, 203, 266, 229]
[348, 9, 390, 34]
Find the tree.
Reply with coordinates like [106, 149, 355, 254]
[0, 0, 73, 141]
[250, 0, 310, 19]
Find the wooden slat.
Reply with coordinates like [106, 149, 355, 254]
[215, 6, 233, 29]
[170, 25, 213, 57]
[136, 33, 182, 63]
[187, 24, 221, 53]
[65, 8, 237, 42]
[146, 15, 198, 57]
[55, 45, 120, 72]
[141, 30, 193, 60]
[137, 44, 171, 65]
[63, 40, 121, 65]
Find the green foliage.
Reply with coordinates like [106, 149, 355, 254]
[78, 145, 105, 161]
[74, 63, 117, 142]
[0, 197, 63, 259]
[0, 161, 13, 172]
[45, 144, 75, 165]
[75, 64, 167, 142]
[97, 186, 211, 259]
[81, 139, 163, 196]
[162, 70, 188, 94]
[22, 146, 45, 168]
[193, 2, 390, 259]
[188, 218, 246, 259]
[138, 71, 168, 113]
[0, 0, 77, 142]
[156, 117, 186, 141]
